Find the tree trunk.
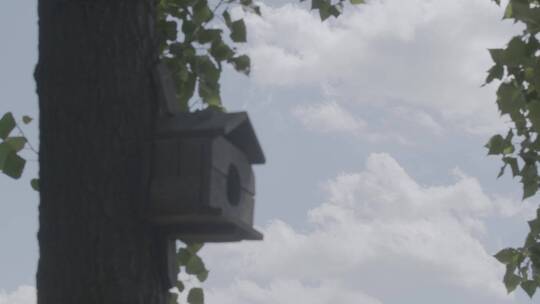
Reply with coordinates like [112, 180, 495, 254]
[35, 1, 167, 303]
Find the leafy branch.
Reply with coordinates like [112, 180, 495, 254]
[168, 243, 209, 304]
[0, 112, 38, 190]
[156, 0, 363, 112]
[487, 0, 540, 297]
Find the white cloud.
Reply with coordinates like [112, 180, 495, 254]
[0, 286, 35, 304]
[291, 101, 366, 133]
[206, 279, 382, 304]
[2, 155, 533, 304]
[388, 106, 443, 135]
[291, 101, 444, 143]
[203, 153, 532, 303]
[244, 0, 522, 134]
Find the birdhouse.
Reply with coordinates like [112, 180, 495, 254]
[149, 109, 265, 242]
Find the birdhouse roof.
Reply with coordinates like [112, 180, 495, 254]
[156, 109, 265, 164]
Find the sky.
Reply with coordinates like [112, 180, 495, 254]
[1, 0, 540, 303]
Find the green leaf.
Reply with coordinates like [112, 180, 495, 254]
[504, 272, 522, 293]
[528, 217, 540, 234]
[193, 0, 213, 24]
[5, 137, 26, 152]
[177, 248, 192, 265]
[253, 5, 261, 16]
[198, 80, 222, 108]
[521, 280, 537, 298]
[503, 157, 519, 177]
[496, 83, 524, 116]
[489, 37, 530, 67]
[169, 43, 183, 56]
[529, 101, 540, 133]
[2, 152, 25, 179]
[210, 40, 234, 62]
[494, 248, 520, 265]
[521, 162, 538, 179]
[164, 20, 178, 41]
[485, 64, 504, 83]
[187, 288, 204, 304]
[485, 134, 506, 155]
[350, 0, 364, 4]
[498, 163, 507, 178]
[187, 243, 204, 254]
[229, 55, 251, 75]
[511, 3, 540, 29]
[176, 70, 197, 111]
[223, 10, 232, 28]
[505, 37, 528, 66]
[176, 280, 185, 292]
[196, 55, 220, 83]
[503, 2, 513, 19]
[206, 96, 223, 109]
[523, 180, 539, 200]
[230, 19, 247, 42]
[196, 269, 209, 282]
[489, 49, 505, 64]
[182, 20, 197, 41]
[318, 2, 332, 21]
[527, 65, 540, 93]
[31, 178, 39, 191]
[185, 255, 206, 275]
[0, 143, 11, 170]
[502, 144, 514, 155]
[329, 3, 342, 18]
[525, 231, 536, 247]
[240, 0, 261, 15]
[197, 29, 222, 44]
[163, 3, 188, 19]
[311, 0, 323, 9]
[168, 292, 178, 304]
[0, 112, 16, 140]
[22, 116, 32, 124]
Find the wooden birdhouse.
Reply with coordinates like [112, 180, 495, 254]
[149, 109, 265, 242]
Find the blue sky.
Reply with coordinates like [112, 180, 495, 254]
[1, 0, 540, 303]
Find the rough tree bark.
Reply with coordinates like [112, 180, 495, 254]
[35, 1, 167, 303]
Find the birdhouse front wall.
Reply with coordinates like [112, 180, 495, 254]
[150, 135, 256, 228]
[207, 136, 256, 226]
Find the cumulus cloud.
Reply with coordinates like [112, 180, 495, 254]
[388, 106, 443, 135]
[3, 155, 533, 304]
[291, 101, 366, 133]
[243, 0, 522, 135]
[207, 279, 382, 304]
[202, 153, 532, 303]
[0, 286, 35, 304]
[291, 100, 445, 143]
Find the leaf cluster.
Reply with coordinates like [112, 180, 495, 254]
[308, 0, 364, 21]
[157, 0, 257, 112]
[488, 0, 540, 297]
[0, 112, 38, 189]
[156, 0, 365, 111]
[169, 243, 208, 304]
[494, 209, 540, 297]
